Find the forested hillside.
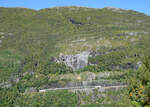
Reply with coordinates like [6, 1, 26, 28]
[0, 6, 150, 106]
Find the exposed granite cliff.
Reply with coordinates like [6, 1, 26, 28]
[55, 50, 142, 71]
[55, 51, 90, 71]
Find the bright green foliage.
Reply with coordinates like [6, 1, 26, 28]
[128, 56, 150, 106]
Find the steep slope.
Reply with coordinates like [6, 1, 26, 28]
[1, 6, 150, 106]
[0, 6, 150, 84]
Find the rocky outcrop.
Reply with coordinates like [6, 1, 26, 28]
[55, 49, 143, 71]
[68, 18, 82, 25]
[25, 87, 38, 93]
[104, 7, 124, 13]
[55, 51, 90, 70]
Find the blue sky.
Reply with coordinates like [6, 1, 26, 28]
[0, 0, 150, 15]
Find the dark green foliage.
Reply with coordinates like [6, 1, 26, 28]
[0, 87, 20, 107]
[15, 90, 77, 107]
[44, 62, 73, 75]
[0, 88, 77, 107]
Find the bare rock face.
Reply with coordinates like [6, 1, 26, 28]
[136, 61, 142, 69]
[55, 49, 141, 71]
[25, 87, 37, 93]
[104, 7, 123, 13]
[55, 51, 90, 71]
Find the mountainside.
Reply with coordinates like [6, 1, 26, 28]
[0, 6, 150, 80]
[0, 6, 150, 106]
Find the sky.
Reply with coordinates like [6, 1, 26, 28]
[0, 0, 150, 15]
